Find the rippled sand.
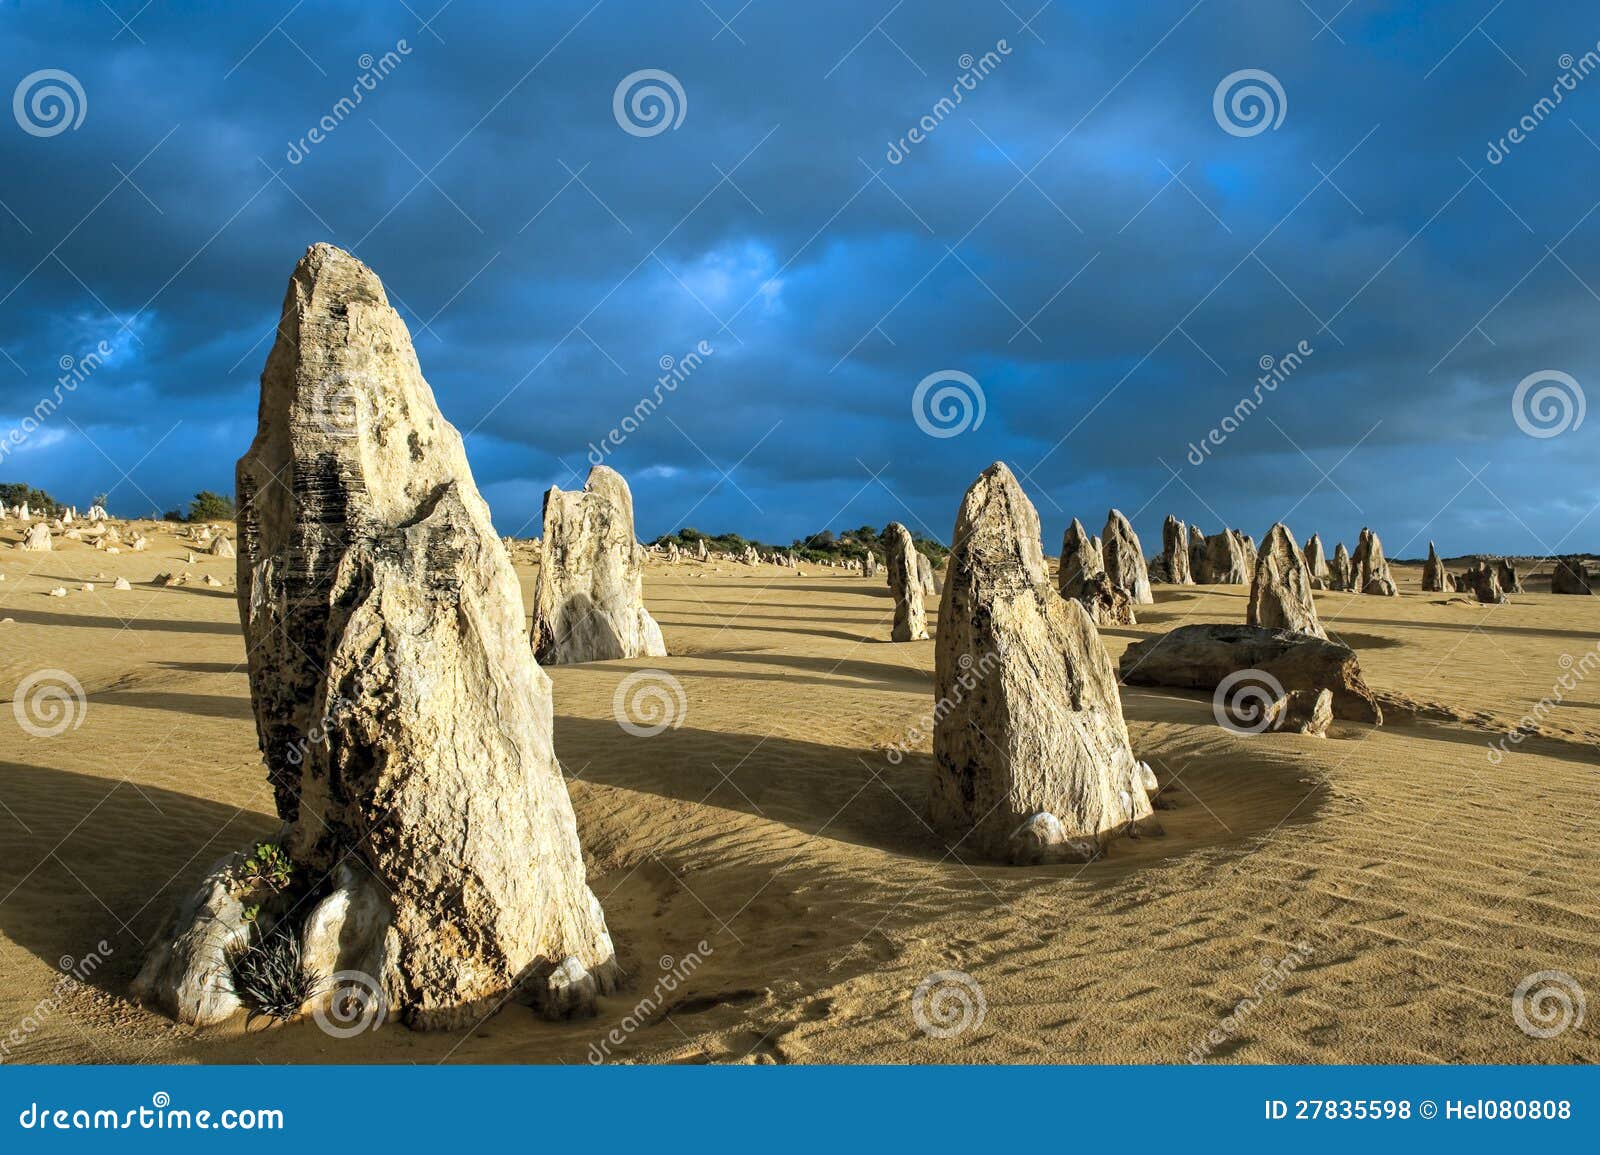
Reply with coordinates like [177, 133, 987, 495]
[1, 526, 1595, 1063]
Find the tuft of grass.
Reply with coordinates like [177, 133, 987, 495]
[228, 926, 322, 1025]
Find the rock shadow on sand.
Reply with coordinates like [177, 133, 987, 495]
[557, 711, 1326, 870]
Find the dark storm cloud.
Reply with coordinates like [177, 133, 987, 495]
[0, 0, 1597, 552]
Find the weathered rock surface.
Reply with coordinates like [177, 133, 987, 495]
[1268, 688, 1335, 737]
[1497, 558, 1523, 594]
[1077, 572, 1137, 626]
[1422, 541, 1448, 592]
[136, 243, 619, 1031]
[1188, 525, 1207, 579]
[1119, 623, 1382, 724]
[1199, 528, 1250, 585]
[1246, 523, 1326, 639]
[1353, 527, 1397, 596]
[1057, 517, 1102, 600]
[1330, 542, 1353, 591]
[530, 465, 667, 664]
[931, 464, 1154, 864]
[1161, 514, 1193, 584]
[883, 522, 930, 642]
[1462, 559, 1506, 604]
[1552, 556, 1593, 595]
[1102, 508, 1153, 604]
[209, 535, 235, 558]
[916, 550, 942, 596]
[1304, 534, 1330, 589]
[131, 850, 259, 1027]
[18, 524, 51, 551]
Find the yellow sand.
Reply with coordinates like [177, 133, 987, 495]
[1, 525, 1596, 1064]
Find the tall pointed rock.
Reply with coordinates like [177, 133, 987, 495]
[1102, 508, 1153, 604]
[1304, 533, 1330, 589]
[1353, 527, 1397, 595]
[1422, 542, 1449, 592]
[1162, 514, 1194, 584]
[137, 244, 618, 1030]
[932, 464, 1154, 864]
[1058, 516, 1102, 599]
[1246, 523, 1326, 638]
[883, 522, 930, 641]
[531, 465, 667, 664]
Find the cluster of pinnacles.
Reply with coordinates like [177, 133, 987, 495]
[126, 241, 1586, 1037]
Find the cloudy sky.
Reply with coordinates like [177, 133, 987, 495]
[1, 0, 1596, 556]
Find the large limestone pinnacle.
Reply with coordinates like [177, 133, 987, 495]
[1330, 541, 1353, 591]
[883, 521, 930, 641]
[930, 463, 1155, 865]
[530, 465, 668, 664]
[1352, 526, 1397, 596]
[137, 243, 618, 1030]
[1422, 541, 1449, 592]
[1101, 508, 1153, 604]
[1058, 516, 1102, 599]
[1246, 523, 1327, 639]
[1162, 514, 1193, 584]
[1304, 533, 1331, 589]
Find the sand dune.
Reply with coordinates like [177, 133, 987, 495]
[1, 525, 1596, 1063]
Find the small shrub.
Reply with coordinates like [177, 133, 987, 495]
[186, 490, 235, 522]
[228, 926, 321, 1025]
[233, 842, 293, 898]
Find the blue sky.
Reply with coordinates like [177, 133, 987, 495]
[1, 0, 1596, 557]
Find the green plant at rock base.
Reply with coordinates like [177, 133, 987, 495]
[228, 926, 322, 1025]
[233, 842, 293, 898]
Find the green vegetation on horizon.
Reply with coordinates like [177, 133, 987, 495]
[650, 524, 948, 565]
